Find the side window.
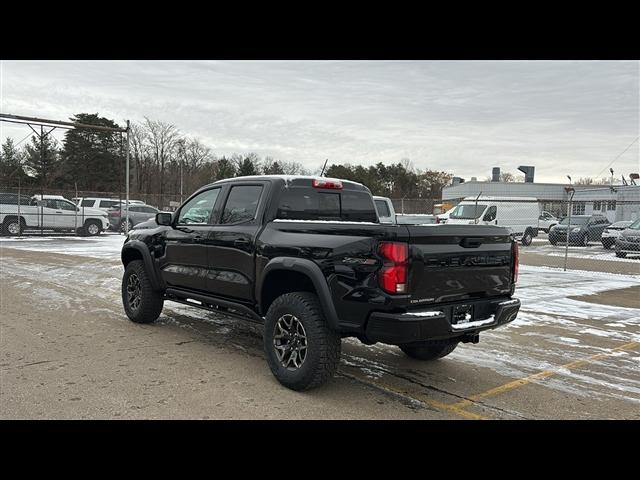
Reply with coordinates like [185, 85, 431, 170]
[142, 206, 157, 213]
[221, 185, 263, 224]
[483, 206, 497, 222]
[129, 206, 142, 213]
[81, 199, 95, 207]
[100, 200, 119, 209]
[45, 199, 58, 209]
[58, 200, 76, 211]
[178, 188, 221, 224]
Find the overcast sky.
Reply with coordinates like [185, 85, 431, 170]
[1, 60, 638, 183]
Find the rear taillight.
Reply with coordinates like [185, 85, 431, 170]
[312, 179, 343, 189]
[512, 241, 519, 283]
[378, 241, 408, 294]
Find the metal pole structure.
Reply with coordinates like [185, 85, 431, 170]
[40, 125, 44, 236]
[180, 155, 184, 204]
[125, 120, 130, 234]
[563, 188, 575, 272]
[17, 177, 21, 237]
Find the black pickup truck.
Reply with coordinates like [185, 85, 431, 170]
[121, 175, 521, 390]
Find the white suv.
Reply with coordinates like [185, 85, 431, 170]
[73, 197, 145, 212]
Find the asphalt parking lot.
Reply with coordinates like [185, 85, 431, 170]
[1, 234, 638, 419]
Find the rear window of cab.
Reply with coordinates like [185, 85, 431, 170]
[276, 187, 377, 223]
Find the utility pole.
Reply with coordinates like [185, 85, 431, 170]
[125, 120, 130, 234]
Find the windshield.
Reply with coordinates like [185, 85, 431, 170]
[629, 219, 640, 230]
[450, 204, 487, 220]
[560, 216, 588, 225]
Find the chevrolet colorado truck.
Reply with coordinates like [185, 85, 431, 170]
[120, 175, 521, 391]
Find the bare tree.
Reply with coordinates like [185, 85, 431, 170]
[144, 117, 180, 199]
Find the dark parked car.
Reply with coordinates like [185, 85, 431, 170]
[120, 175, 521, 391]
[615, 218, 640, 258]
[548, 214, 610, 246]
[601, 220, 634, 249]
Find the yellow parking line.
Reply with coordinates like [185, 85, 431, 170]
[450, 341, 640, 410]
[339, 370, 490, 420]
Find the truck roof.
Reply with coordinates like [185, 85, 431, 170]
[205, 175, 369, 191]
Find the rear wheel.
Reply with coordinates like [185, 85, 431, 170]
[122, 260, 164, 323]
[521, 230, 533, 246]
[264, 292, 341, 391]
[120, 219, 134, 233]
[400, 339, 459, 360]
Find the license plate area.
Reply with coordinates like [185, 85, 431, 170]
[452, 304, 473, 325]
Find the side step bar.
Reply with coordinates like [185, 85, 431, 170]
[165, 287, 264, 324]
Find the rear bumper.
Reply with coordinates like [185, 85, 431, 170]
[365, 297, 520, 345]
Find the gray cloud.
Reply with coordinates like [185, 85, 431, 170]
[1, 60, 638, 182]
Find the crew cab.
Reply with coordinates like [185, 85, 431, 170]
[120, 176, 521, 391]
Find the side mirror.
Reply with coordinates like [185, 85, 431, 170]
[156, 212, 173, 226]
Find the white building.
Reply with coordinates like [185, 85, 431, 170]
[571, 185, 640, 223]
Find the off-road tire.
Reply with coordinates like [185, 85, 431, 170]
[264, 292, 341, 391]
[84, 219, 102, 236]
[122, 260, 164, 324]
[399, 339, 459, 360]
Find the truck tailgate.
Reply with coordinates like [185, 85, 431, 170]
[403, 225, 514, 305]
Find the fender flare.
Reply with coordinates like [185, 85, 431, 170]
[121, 240, 164, 291]
[259, 257, 340, 330]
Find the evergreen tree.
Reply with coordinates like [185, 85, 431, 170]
[0, 138, 27, 184]
[58, 113, 124, 191]
[24, 134, 60, 187]
[237, 155, 260, 176]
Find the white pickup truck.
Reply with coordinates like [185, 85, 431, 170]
[0, 193, 109, 236]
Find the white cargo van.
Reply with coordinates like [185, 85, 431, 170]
[446, 196, 540, 245]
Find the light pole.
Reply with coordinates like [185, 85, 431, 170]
[564, 186, 575, 271]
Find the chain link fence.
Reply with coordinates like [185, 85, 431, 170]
[2, 183, 639, 276]
[0, 184, 183, 236]
[440, 195, 640, 276]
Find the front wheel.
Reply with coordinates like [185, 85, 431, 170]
[84, 220, 102, 236]
[264, 292, 341, 391]
[400, 339, 459, 360]
[122, 260, 164, 323]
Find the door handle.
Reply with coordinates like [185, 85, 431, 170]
[234, 238, 250, 247]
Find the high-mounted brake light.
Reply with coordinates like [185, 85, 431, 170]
[512, 240, 519, 283]
[378, 241, 408, 294]
[312, 179, 343, 189]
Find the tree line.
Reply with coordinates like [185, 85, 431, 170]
[0, 112, 452, 200]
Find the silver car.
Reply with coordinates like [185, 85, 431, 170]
[108, 204, 160, 231]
